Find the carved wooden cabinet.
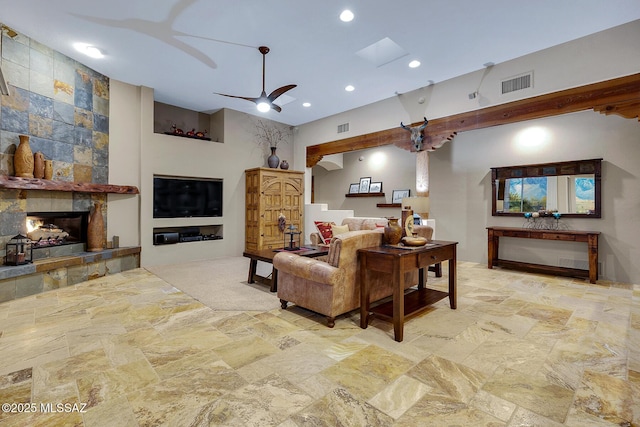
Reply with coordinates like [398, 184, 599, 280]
[245, 168, 304, 251]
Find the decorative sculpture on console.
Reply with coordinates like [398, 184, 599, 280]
[523, 211, 568, 230]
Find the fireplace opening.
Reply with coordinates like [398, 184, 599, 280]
[26, 212, 89, 248]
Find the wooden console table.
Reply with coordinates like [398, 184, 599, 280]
[487, 227, 600, 283]
[359, 241, 457, 342]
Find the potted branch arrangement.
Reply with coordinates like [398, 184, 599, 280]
[252, 118, 292, 168]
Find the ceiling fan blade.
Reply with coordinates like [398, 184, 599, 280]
[268, 84, 297, 102]
[214, 92, 259, 103]
[270, 103, 282, 113]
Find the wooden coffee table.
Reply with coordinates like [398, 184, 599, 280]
[243, 246, 329, 292]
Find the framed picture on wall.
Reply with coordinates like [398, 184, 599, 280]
[369, 182, 382, 193]
[348, 183, 360, 194]
[359, 177, 371, 193]
[392, 189, 410, 204]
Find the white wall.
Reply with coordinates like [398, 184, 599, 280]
[107, 20, 640, 281]
[295, 20, 640, 283]
[430, 111, 640, 283]
[109, 85, 295, 267]
[107, 80, 141, 248]
[313, 144, 416, 217]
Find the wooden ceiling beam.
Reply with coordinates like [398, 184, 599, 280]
[307, 73, 640, 167]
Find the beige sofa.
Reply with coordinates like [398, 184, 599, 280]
[274, 220, 433, 327]
[310, 216, 434, 245]
[274, 229, 406, 327]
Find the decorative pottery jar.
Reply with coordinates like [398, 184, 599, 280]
[33, 152, 45, 179]
[14, 135, 34, 178]
[87, 202, 105, 252]
[44, 160, 53, 180]
[384, 218, 402, 245]
[280, 160, 289, 170]
[267, 147, 280, 168]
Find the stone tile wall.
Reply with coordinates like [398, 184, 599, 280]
[0, 24, 110, 260]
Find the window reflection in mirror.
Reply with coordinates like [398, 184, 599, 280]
[492, 159, 601, 218]
[498, 175, 595, 214]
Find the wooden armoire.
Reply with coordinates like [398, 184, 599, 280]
[245, 167, 304, 251]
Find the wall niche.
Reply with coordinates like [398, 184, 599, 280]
[153, 101, 223, 143]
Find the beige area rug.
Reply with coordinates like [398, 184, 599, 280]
[145, 256, 282, 311]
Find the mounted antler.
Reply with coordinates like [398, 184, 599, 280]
[400, 117, 429, 151]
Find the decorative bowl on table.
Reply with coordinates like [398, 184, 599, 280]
[401, 236, 428, 247]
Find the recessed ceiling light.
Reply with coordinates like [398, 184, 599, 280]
[73, 42, 104, 58]
[409, 60, 421, 68]
[339, 10, 354, 22]
[345, 85, 355, 92]
[302, 102, 311, 107]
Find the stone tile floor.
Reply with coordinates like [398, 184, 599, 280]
[0, 260, 638, 426]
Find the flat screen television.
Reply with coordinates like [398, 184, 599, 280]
[153, 175, 223, 218]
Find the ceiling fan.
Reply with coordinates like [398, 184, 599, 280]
[215, 46, 296, 113]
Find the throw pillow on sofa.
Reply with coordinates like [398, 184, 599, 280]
[314, 221, 335, 244]
[330, 223, 349, 236]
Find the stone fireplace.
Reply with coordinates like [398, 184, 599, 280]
[0, 26, 140, 303]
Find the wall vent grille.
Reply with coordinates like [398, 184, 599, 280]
[337, 123, 349, 133]
[501, 72, 533, 94]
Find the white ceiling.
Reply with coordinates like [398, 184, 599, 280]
[2, 0, 640, 126]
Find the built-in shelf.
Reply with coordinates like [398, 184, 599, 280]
[163, 132, 211, 141]
[153, 225, 223, 245]
[376, 203, 401, 208]
[345, 192, 385, 198]
[0, 176, 139, 194]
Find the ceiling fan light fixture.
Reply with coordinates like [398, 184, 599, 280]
[257, 101, 271, 112]
[214, 45, 296, 114]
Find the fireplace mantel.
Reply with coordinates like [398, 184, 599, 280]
[0, 176, 139, 194]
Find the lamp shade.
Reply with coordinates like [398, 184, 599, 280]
[401, 196, 430, 215]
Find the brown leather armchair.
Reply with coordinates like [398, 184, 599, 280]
[273, 229, 420, 327]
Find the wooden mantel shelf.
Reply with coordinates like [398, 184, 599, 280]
[0, 176, 139, 194]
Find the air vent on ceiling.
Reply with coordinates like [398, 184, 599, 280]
[501, 72, 533, 95]
[337, 123, 349, 134]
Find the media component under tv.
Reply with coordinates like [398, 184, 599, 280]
[153, 175, 222, 218]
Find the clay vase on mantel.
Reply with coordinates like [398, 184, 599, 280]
[87, 202, 105, 252]
[33, 152, 45, 179]
[384, 217, 403, 245]
[267, 146, 280, 168]
[44, 160, 53, 180]
[14, 135, 34, 178]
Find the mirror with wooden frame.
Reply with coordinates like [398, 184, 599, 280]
[491, 159, 602, 218]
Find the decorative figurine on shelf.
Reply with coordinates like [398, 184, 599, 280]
[186, 128, 196, 137]
[171, 124, 184, 135]
[195, 130, 208, 138]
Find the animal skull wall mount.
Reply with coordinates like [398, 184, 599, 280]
[400, 117, 429, 152]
